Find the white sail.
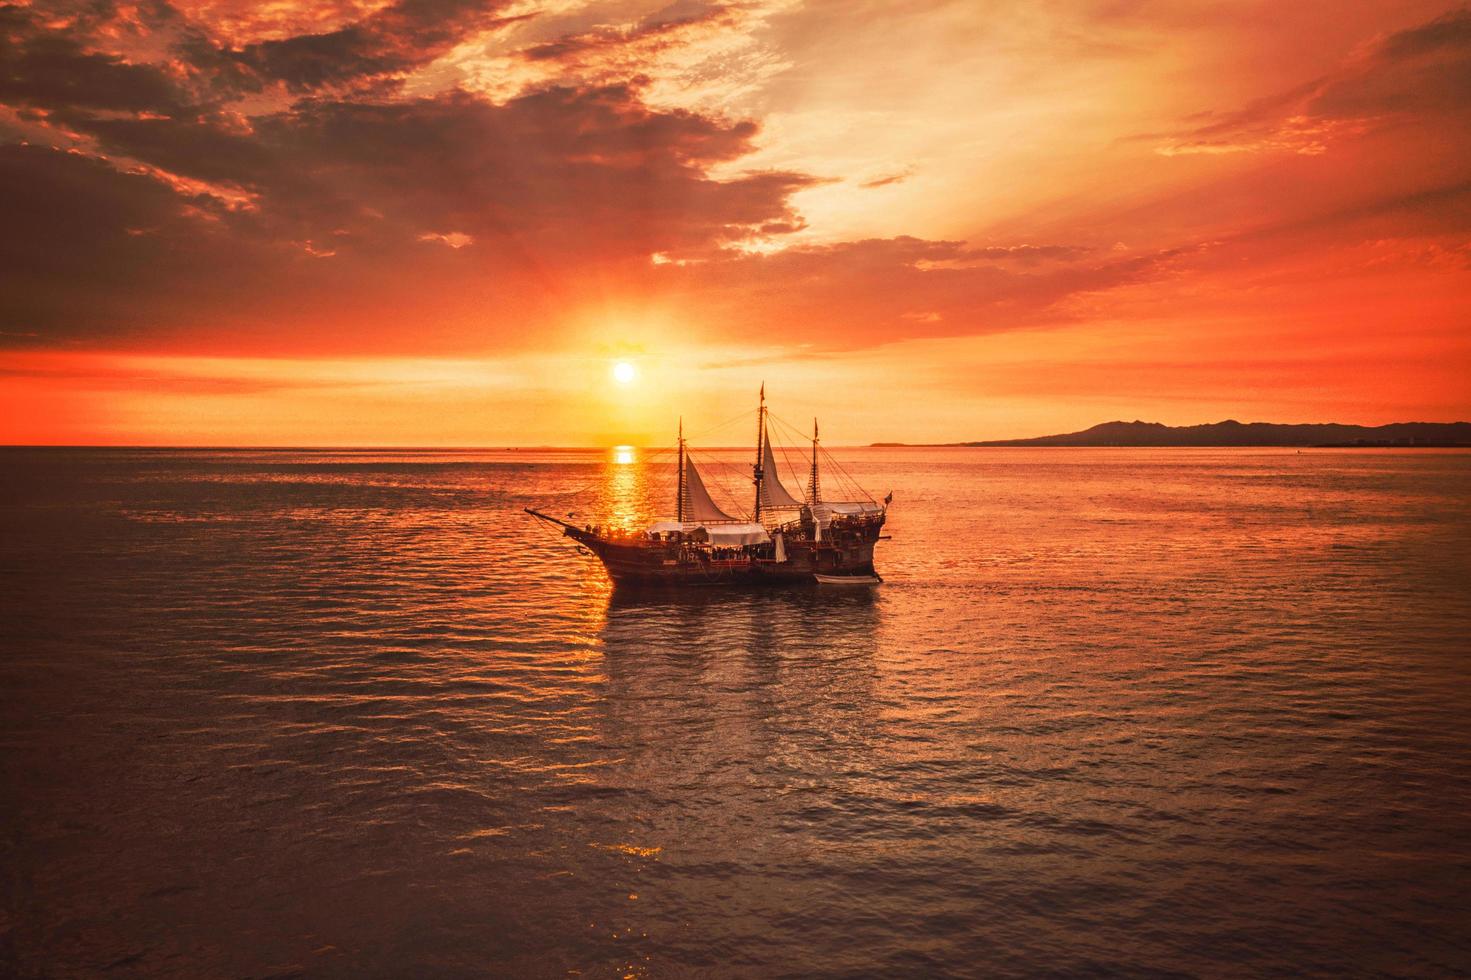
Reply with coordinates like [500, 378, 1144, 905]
[684, 455, 737, 523]
[760, 425, 805, 510]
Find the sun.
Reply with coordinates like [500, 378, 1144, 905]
[612, 360, 637, 385]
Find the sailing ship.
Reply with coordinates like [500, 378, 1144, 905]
[526, 388, 889, 586]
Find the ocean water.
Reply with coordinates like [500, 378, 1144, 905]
[1, 447, 1469, 978]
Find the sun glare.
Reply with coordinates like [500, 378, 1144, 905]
[612, 360, 637, 385]
[613, 445, 635, 465]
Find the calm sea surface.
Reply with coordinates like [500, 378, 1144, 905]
[2, 447, 1469, 978]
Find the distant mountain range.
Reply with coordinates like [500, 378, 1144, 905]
[875, 420, 1471, 448]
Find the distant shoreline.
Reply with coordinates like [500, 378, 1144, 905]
[871, 442, 1471, 448]
[874, 419, 1471, 449]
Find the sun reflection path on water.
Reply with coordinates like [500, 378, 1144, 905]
[608, 445, 641, 533]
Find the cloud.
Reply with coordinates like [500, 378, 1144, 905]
[0, 6, 189, 114]
[1155, 7, 1471, 156]
[167, 1, 402, 48]
[520, 1, 735, 64]
[0, 142, 257, 343]
[859, 168, 912, 189]
[236, 84, 815, 257]
[962, 244, 1093, 264]
[653, 236, 1190, 349]
[235, 0, 529, 92]
[428, 0, 795, 112]
[418, 231, 475, 248]
[0, 72, 818, 349]
[1227, 180, 1471, 255]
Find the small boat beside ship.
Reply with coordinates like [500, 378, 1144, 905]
[526, 388, 890, 587]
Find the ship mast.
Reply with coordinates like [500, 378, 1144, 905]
[676, 417, 685, 523]
[752, 383, 765, 523]
[808, 418, 821, 504]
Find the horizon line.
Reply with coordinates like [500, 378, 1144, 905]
[4, 419, 1468, 453]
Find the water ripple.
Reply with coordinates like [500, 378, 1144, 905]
[1, 447, 1468, 977]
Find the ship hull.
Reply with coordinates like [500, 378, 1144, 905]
[564, 522, 883, 587]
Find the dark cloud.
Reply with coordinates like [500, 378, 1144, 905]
[236, 0, 528, 91]
[521, 1, 731, 63]
[1161, 7, 1471, 154]
[75, 111, 271, 186]
[1379, 6, 1471, 60]
[1230, 180, 1471, 249]
[0, 5, 187, 113]
[2, 0, 529, 110]
[0, 142, 247, 341]
[1308, 8, 1471, 120]
[245, 84, 813, 255]
[3, 0, 811, 261]
[966, 244, 1092, 263]
[656, 236, 1182, 349]
[0, 69, 819, 349]
[859, 169, 911, 189]
[0, 143, 194, 258]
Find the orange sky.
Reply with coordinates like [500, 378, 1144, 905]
[1, 0, 1468, 445]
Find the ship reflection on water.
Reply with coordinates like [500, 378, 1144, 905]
[600, 588, 884, 758]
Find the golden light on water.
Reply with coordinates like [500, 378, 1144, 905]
[608, 445, 640, 531]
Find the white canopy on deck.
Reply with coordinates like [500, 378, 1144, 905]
[811, 501, 884, 523]
[646, 520, 770, 546]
